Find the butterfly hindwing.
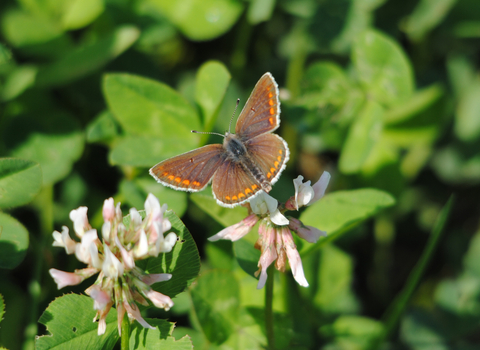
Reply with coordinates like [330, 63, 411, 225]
[245, 133, 289, 186]
[235, 73, 280, 139]
[212, 159, 263, 207]
[150, 144, 226, 192]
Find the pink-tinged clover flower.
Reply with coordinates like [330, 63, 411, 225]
[49, 194, 177, 335]
[209, 173, 330, 289]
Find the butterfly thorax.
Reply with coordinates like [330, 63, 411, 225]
[224, 133, 272, 193]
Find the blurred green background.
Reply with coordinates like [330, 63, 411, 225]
[1, 0, 480, 349]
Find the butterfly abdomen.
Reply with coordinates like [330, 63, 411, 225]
[241, 156, 272, 192]
[224, 134, 272, 193]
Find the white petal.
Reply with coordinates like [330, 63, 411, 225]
[270, 209, 289, 226]
[158, 232, 177, 253]
[102, 244, 124, 278]
[134, 229, 149, 258]
[250, 192, 278, 216]
[145, 193, 160, 216]
[310, 171, 331, 205]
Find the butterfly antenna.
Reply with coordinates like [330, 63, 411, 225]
[228, 98, 241, 133]
[191, 130, 225, 138]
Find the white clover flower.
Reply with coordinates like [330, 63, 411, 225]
[49, 194, 177, 335]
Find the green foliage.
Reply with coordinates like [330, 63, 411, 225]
[0, 0, 478, 348]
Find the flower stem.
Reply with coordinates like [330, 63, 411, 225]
[265, 265, 275, 350]
[121, 312, 130, 350]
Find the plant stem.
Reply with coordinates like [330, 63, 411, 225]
[265, 265, 275, 350]
[121, 311, 130, 350]
[23, 185, 54, 350]
[373, 196, 454, 348]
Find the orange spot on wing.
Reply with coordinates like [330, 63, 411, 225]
[269, 117, 274, 125]
[279, 150, 283, 154]
[269, 108, 275, 115]
[269, 99, 274, 106]
[193, 181, 201, 186]
[182, 180, 190, 185]
[267, 172, 272, 178]
[163, 172, 169, 176]
[274, 161, 279, 169]
[270, 168, 276, 173]
[175, 177, 181, 183]
[245, 188, 252, 194]
[277, 156, 281, 162]
[252, 185, 258, 191]
[232, 196, 238, 201]
[168, 175, 174, 180]
[238, 193, 245, 199]
[225, 196, 231, 200]
[268, 92, 273, 98]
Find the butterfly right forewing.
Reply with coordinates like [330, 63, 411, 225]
[235, 73, 280, 139]
[150, 144, 226, 192]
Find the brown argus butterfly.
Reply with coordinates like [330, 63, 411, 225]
[149, 73, 290, 208]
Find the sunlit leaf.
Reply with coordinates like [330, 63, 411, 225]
[0, 213, 29, 269]
[130, 319, 193, 348]
[195, 61, 231, 129]
[104, 73, 200, 140]
[0, 158, 42, 208]
[36, 294, 119, 350]
[403, 0, 456, 42]
[137, 211, 200, 298]
[145, 0, 243, 41]
[339, 100, 384, 173]
[353, 29, 414, 106]
[35, 26, 139, 87]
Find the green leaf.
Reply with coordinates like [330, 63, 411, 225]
[1, 65, 38, 101]
[36, 294, 119, 350]
[0, 213, 29, 269]
[35, 26, 140, 87]
[455, 79, 480, 142]
[403, 0, 457, 42]
[60, 0, 105, 30]
[247, 0, 276, 24]
[129, 319, 193, 349]
[297, 61, 352, 112]
[300, 188, 396, 254]
[103, 73, 200, 141]
[195, 61, 231, 129]
[2, 112, 84, 185]
[233, 239, 261, 279]
[339, 100, 384, 173]
[320, 315, 384, 348]
[146, 0, 244, 41]
[384, 84, 444, 124]
[137, 211, 201, 298]
[120, 178, 188, 218]
[190, 192, 247, 227]
[310, 245, 359, 314]
[447, 55, 476, 99]
[0, 158, 42, 208]
[109, 136, 198, 167]
[1, 8, 66, 48]
[86, 111, 120, 143]
[353, 30, 414, 107]
[190, 270, 240, 344]
[0, 294, 4, 324]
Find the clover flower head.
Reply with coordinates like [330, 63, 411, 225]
[49, 194, 177, 335]
[209, 173, 331, 289]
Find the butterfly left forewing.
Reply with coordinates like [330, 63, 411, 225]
[235, 73, 280, 139]
[245, 133, 289, 187]
[150, 144, 226, 192]
[212, 159, 263, 207]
